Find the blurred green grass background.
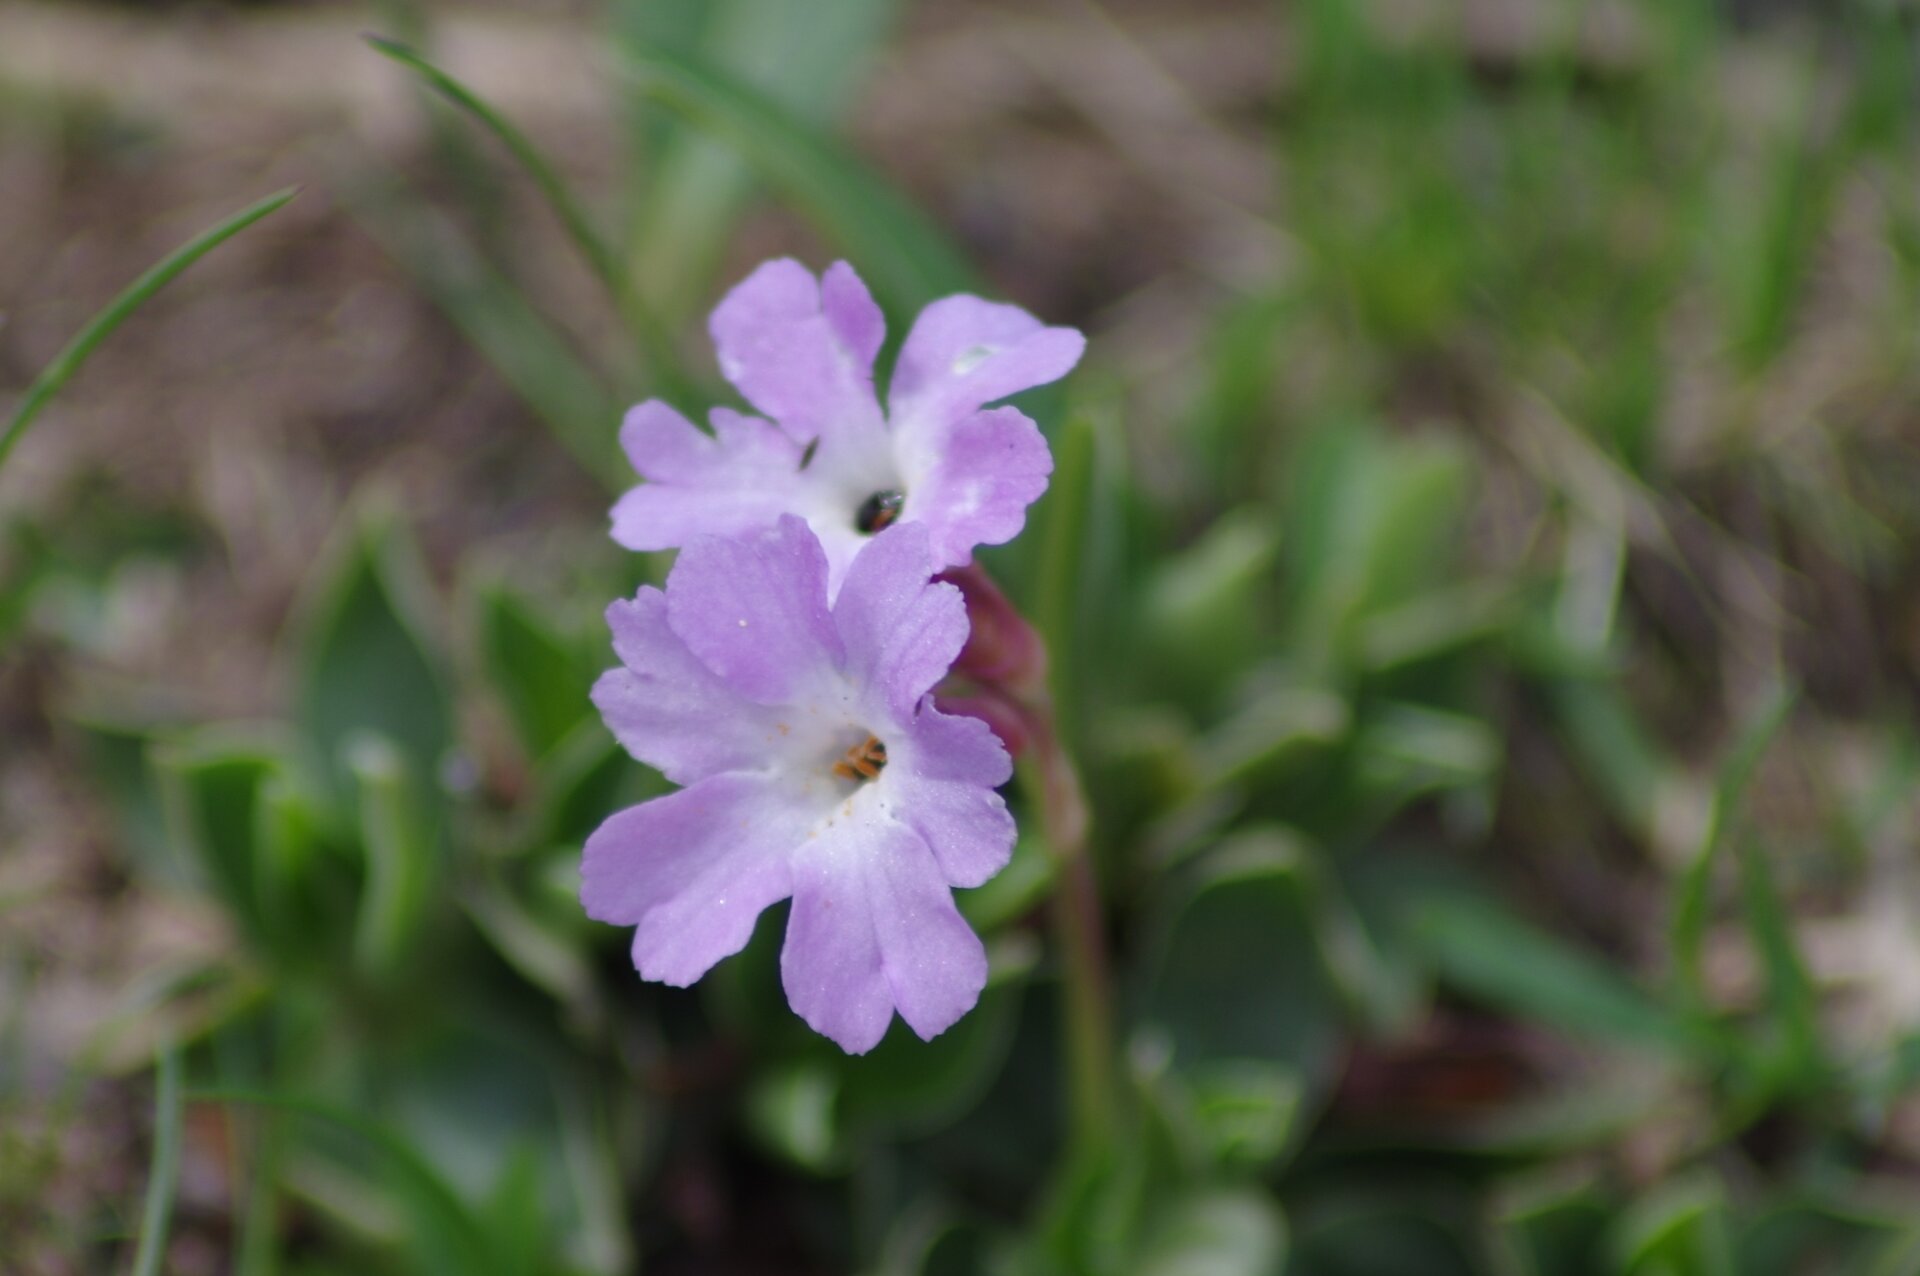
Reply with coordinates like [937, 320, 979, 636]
[4, 0, 1920, 1272]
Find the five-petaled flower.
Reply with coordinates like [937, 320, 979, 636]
[611, 259, 1084, 597]
[582, 514, 1016, 1053]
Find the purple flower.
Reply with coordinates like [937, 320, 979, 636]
[581, 514, 1016, 1053]
[611, 259, 1084, 596]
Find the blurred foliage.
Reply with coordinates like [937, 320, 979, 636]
[8, 0, 1920, 1272]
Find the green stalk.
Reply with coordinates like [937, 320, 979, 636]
[1018, 696, 1116, 1153]
[1, 189, 297, 474]
[129, 1049, 184, 1276]
[365, 37, 686, 397]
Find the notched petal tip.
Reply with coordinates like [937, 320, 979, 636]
[820, 260, 886, 368]
[618, 399, 709, 479]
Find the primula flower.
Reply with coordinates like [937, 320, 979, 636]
[581, 514, 1015, 1053]
[611, 259, 1084, 596]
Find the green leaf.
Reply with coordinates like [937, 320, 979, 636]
[1670, 681, 1796, 1008]
[839, 961, 1029, 1140]
[63, 702, 170, 871]
[1869, 1227, 1920, 1276]
[871, 1202, 991, 1276]
[1407, 891, 1699, 1057]
[522, 717, 652, 852]
[1612, 1174, 1734, 1276]
[1132, 1188, 1288, 1276]
[744, 1059, 842, 1173]
[479, 1145, 551, 1276]
[1032, 412, 1101, 739]
[461, 870, 596, 1016]
[555, 1084, 633, 1276]
[1542, 676, 1680, 848]
[129, 1049, 185, 1276]
[251, 770, 335, 966]
[1351, 702, 1500, 810]
[1490, 1172, 1610, 1276]
[1141, 830, 1343, 1083]
[1737, 1198, 1913, 1276]
[957, 831, 1056, 934]
[1356, 580, 1512, 674]
[1, 189, 296, 473]
[1492, 1067, 1692, 1163]
[1289, 1200, 1478, 1276]
[152, 729, 284, 941]
[1732, 835, 1824, 1093]
[474, 579, 595, 762]
[1179, 1060, 1307, 1173]
[620, 43, 975, 319]
[744, 953, 1029, 1172]
[346, 734, 439, 984]
[292, 500, 452, 812]
[619, 0, 918, 319]
[1281, 421, 1473, 676]
[1139, 507, 1282, 705]
[80, 962, 268, 1076]
[193, 1089, 500, 1276]
[1195, 686, 1349, 791]
[1724, 64, 1838, 372]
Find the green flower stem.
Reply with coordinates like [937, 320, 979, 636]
[1017, 692, 1117, 1152]
[130, 1049, 184, 1276]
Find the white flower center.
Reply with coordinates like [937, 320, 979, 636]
[759, 676, 897, 838]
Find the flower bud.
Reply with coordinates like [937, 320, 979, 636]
[939, 562, 1047, 694]
[934, 691, 1032, 759]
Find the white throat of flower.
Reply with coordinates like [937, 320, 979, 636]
[762, 676, 897, 837]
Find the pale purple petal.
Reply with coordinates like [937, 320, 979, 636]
[902, 407, 1054, 569]
[611, 401, 804, 551]
[781, 816, 989, 1052]
[581, 773, 805, 986]
[889, 295, 1085, 429]
[709, 258, 886, 445]
[593, 590, 786, 785]
[831, 525, 969, 721]
[820, 261, 885, 369]
[666, 516, 844, 705]
[813, 523, 878, 604]
[889, 704, 1015, 887]
[898, 696, 1014, 787]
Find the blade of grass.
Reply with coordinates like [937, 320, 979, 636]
[190, 1088, 498, 1275]
[235, 1112, 285, 1276]
[340, 163, 626, 487]
[1733, 834, 1825, 1092]
[1670, 681, 1798, 1007]
[129, 1049, 184, 1276]
[1032, 413, 1099, 738]
[364, 36, 683, 392]
[367, 36, 619, 295]
[1411, 892, 1703, 1058]
[1, 188, 296, 474]
[621, 47, 976, 317]
[618, 0, 902, 323]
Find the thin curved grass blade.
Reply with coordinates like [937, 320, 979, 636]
[129, 1049, 184, 1276]
[364, 35, 680, 386]
[366, 36, 620, 295]
[340, 161, 626, 487]
[189, 1088, 501, 1275]
[621, 48, 975, 317]
[0, 188, 297, 474]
